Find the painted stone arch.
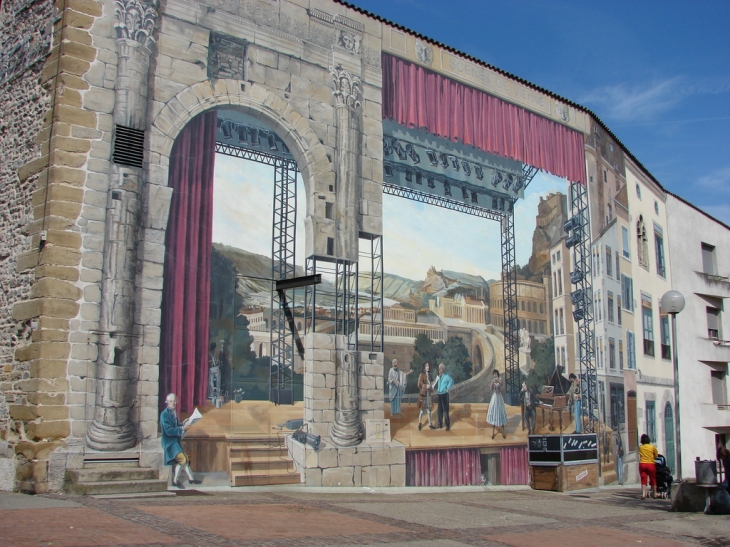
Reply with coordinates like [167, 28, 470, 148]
[146, 79, 332, 202]
[140, 80, 333, 403]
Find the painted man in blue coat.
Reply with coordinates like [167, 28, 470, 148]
[160, 393, 200, 488]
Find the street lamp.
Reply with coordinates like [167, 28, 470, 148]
[661, 290, 685, 481]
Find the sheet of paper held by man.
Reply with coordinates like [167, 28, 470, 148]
[184, 408, 202, 428]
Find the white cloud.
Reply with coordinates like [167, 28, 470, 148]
[580, 77, 684, 122]
[580, 75, 730, 124]
[694, 166, 730, 194]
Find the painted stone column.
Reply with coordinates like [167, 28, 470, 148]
[331, 348, 363, 446]
[330, 65, 361, 262]
[86, 0, 157, 451]
[329, 66, 363, 447]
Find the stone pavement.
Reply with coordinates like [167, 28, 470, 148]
[0, 486, 727, 547]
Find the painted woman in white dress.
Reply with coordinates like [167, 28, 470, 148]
[487, 369, 508, 439]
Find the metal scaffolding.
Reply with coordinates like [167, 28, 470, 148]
[500, 205, 520, 404]
[270, 159, 298, 405]
[304, 257, 358, 350]
[215, 139, 300, 406]
[568, 181, 597, 433]
[358, 233, 384, 353]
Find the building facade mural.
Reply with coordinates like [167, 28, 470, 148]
[0, 0, 727, 494]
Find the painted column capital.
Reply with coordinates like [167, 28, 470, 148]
[114, 0, 158, 49]
[330, 65, 361, 110]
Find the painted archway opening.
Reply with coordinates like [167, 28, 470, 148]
[159, 107, 308, 486]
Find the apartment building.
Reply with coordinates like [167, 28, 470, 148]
[623, 159, 676, 476]
[665, 193, 730, 478]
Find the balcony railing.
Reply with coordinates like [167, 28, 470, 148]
[709, 329, 719, 340]
[643, 339, 655, 357]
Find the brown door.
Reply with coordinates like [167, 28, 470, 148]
[627, 391, 638, 452]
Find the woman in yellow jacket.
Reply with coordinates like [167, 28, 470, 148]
[638, 434, 659, 499]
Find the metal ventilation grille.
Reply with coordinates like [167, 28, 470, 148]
[112, 125, 145, 168]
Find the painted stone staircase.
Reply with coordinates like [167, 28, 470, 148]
[227, 436, 301, 487]
[64, 458, 168, 495]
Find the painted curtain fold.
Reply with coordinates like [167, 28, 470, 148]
[160, 110, 218, 413]
[381, 54, 587, 185]
[406, 448, 482, 486]
[500, 445, 529, 485]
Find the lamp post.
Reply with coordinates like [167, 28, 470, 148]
[661, 290, 685, 481]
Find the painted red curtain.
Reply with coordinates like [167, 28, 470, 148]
[382, 54, 587, 185]
[406, 448, 482, 486]
[500, 445, 529, 485]
[159, 111, 218, 413]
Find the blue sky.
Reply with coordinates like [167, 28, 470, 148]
[350, 0, 730, 224]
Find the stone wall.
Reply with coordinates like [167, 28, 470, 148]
[2, 0, 113, 493]
[0, 0, 57, 491]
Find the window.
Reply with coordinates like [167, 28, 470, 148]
[557, 250, 561, 262]
[619, 340, 624, 370]
[521, 300, 525, 312]
[636, 183, 642, 199]
[707, 307, 721, 340]
[654, 201, 659, 215]
[595, 291, 602, 322]
[552, 253, 556, 265]
[540, 303, 544, 314]
[610, 384, 625, 429]
[637, 215, 649, 270]
[711, 370, 727, 405]
[646, 401, 656, 442]
[607, 291, 614, 323]
[609, 338, 616, 369]
[702, 243, 716, 275]
[553, 272, 557, 295]
[615, 250, 621, 278]
[598, 338, 604, 369]
[561, 347, 566, 368]
[627, 331, 636, 369]
[660, 311, 671, 360]
[621, 275, 634, 312]
[559, 308, 565, 335]
[617, 295, 622, 325]
[604, 169, 607, 183]
[622, 226, 630, 258]
[642, 294, 655, 356]
[606, 246, 612, 277]
[558, 269, 563, 295]
[655, 230, 666, 278]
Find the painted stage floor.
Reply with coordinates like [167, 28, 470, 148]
[183, 400, 304, 440]
[387, 401, 577, 449]
[183, 399, 578, 448]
